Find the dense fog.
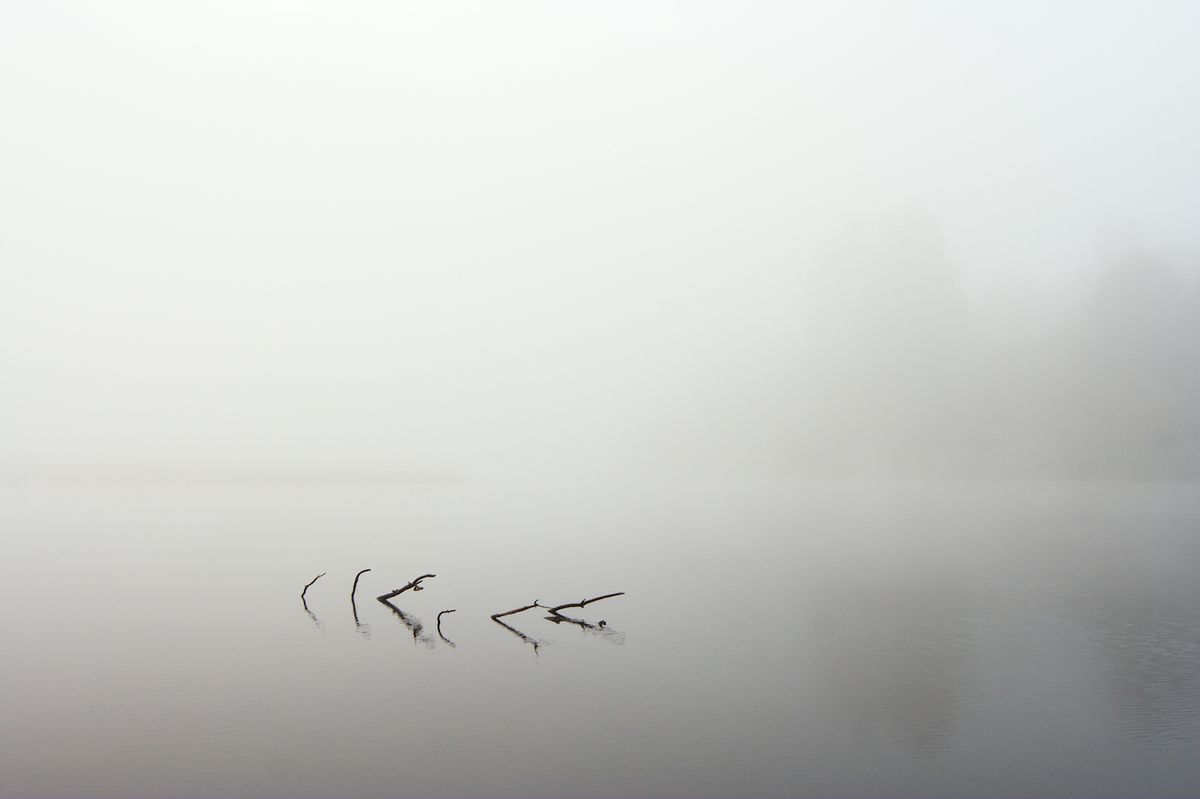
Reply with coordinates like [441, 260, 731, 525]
[3, 2, 1198, 481]
[670, 213, 1200, 478]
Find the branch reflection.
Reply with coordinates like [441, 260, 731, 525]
[378, 597, 435, 648]
[544, 613, 625, 645]
[492, 617, 544, 655]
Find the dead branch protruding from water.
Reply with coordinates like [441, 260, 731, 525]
[351, 568, 372, 631]
[301, 573, 327, 630]
[351, 569, 372, 604]
[375, 573, 436, 647]
[377, 574, 436, 602]
[491, 601, 540, 621]
[541, 592, 624, 619]
[437, 609, 457, 647]
[490, 601, 545, 653]
[301, 572, 326, 606]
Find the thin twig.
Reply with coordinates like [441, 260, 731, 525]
[301, 573, 326, 604]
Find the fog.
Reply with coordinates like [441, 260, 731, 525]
[4, 1, 1199, 481]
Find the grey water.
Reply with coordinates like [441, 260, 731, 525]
[2, 475, 1198, 799]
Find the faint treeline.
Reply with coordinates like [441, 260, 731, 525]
[666, 213, 1200, 479]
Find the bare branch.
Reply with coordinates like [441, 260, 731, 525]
[350, 569, 372, 604]
[300, 573, 326, 604]
[491, 601, 540, 620]
[300, 573, 326, 629]
[350, 568, 372, 631]
[437, 609, 457, 647]
[374, 573, 436, 646]
[376, 573, 436, 602]
[544, 592, 624, 618]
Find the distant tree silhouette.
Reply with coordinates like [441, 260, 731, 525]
[1065, 251, 1199, 476]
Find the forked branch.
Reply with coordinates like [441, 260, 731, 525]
[377, 573, 436, 602]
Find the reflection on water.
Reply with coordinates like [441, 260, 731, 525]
[300, 572, 327, 632]
[542, 599, 627, 645]
[379, 598, 436, 648]
[2, 479, 1198, 798]
[545, 612, 627, 645]
[491, 616, 545, 654]
[804, 569, 973, 756]
[1072, 577, 1200, 743]
[303, 607, 324, 632]
[490, 601, 548, 654]
[1095, 615, 1200, 742]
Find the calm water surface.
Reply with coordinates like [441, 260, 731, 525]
[1, 476, 1198, 798]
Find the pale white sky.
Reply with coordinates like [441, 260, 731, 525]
[3, 2, 1198, 472]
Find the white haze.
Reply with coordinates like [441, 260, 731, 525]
[3, 1, 1199, 480]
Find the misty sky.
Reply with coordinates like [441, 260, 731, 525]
[3, 2, 1198, 475]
